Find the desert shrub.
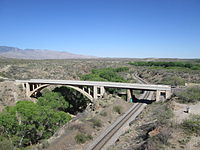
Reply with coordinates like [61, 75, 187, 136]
[175, 86, 200, 103]
[155, 128, 171, 145]
[0, 78, 4, 82]
[157, 107, 173, 125]
[160, 76, 185, 86]
[0, 136, 14, 150]
[181, 115, 200, 136]
[113, 105, 123, 114]
[136, 102, 174, 150]
[41, 140, 49, 149]
[75, 133, 92, 144]
[138, 128, 171, 150]
[178, 136, 191, 145]
[100, 111, 107, 117]
[89, 118, 102, 128]
[129, 61, 200, 70]
[70, 124, 85, 133]
[151, 102, 173, 125]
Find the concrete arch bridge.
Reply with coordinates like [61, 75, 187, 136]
[16, 79, 172, 102]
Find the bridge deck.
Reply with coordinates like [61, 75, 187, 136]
[16, 79, 171, 91]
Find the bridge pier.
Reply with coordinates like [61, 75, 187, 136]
[126, 89, 133, 102]
[100, 86, 105, 97]
[25, 83, 30, 97]
[165, 90, 171, 99]
[93, 86, 98, 99]
[88, 87, 91, 95]
[93, 86, 105, 99]
[156, 90, 161, 102]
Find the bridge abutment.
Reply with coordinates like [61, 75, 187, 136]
[156, 90, 172, 102]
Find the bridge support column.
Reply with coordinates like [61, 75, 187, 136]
[100, 86, 105, 97]
[25, 83, 30, 97]
[88, 87, 91, 95]
[165, 90, 171, 99]
[22, 83, 26, 90]
[156, 90, 161, 102]
[93, 86, 98, 100]
[127, 89, 132, 102]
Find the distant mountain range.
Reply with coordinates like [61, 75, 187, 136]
[0, 46, 96, 59]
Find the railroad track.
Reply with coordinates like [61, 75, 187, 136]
[86, 73, 152, 150]
[133, 72, 149, 84]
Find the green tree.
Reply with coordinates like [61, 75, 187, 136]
[37, 91, 69, 111]
[53, 86, 90, 114]
[80, 67, 128, 82]
[0, 101, 71, 148]
[80, 67, 128, 94]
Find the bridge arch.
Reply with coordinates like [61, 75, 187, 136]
[28, 84, 94, 102]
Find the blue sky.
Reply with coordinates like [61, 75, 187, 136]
[0, 0, 200, 58]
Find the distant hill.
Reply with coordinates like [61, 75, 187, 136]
[0, 46, 96, 59]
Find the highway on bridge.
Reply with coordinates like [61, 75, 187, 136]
[16, 79, 171, 91]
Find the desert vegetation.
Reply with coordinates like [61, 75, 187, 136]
[53, 86, 90, 114]
[89, 118, 102, 128]
[80, 67, 129, 94]
[159, 76, 185, 86]
[0, 58, 200, 150]
[0, 101, 71, 149]
[80, 67, 128, 82]
[129, 61, 200, 70]
[175, 86, 200, 103]
[113, 105, 123, 114]
[181, 114, 200, 136]
[136, 102, 174, 149]
[75, 133, 92, 144]
[0, 85, 93, 149]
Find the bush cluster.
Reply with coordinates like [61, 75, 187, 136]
[181, 115, 200, 136]
[129, 61, 200, 70]
[37, 91, 69, 111]
[113, 105, 123, 114]
[53, 86, 90, 114]
[175, 86, 200, 103]
[75, 133, 92, 144]
[150, 102, 174, 125]
[89, 118, 102, 128]
[160, 76, 185, 86]
[137, 102, 174, 150]
[0, 91, 72, 149]
[80, 67, 128, 94]
[80, 67, 128, 82]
